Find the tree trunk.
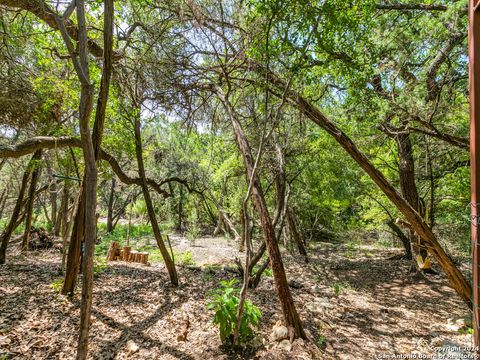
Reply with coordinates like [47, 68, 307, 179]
[0, 186, 8, 220]
[286, 209, 308, 260]
[62, 189, 85, 295]
[21, 149, 42, 254]
[133, 114, 178, 285]
[106, 177, 116, 233]
[395, 131, 428, 266]
[218, 88, 306, 339]
[60, 185, 71, 272]
[76, 0, 114, 353]
[0, 153, 37, 264]
[259, 65, 472, 306]
[177, 184, 184, 231]
[47, 161, 58, 232]
[386, 219, 412, 259]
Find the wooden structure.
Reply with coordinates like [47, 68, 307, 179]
[470, 0, 480, 355]
[106, 241, 149, 264]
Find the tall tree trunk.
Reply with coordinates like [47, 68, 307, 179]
[47, 161, 58, 232]
[286, 209, 308, 260]
[0, 186, 7, 220]
[68, 0, 113, 357]
[0, 153, 37, 263]
[133, 115, 179, 285]
[61, 0, 114, 300]
[54, 185, 65, 237]
[62, 192, 85, 295]
[218, 89, 306, 339]
[259, 65, 472, 306]
[106, 177, 116, 233]
[395, 132, 428, 267]
[21, 149, 42, 254]
[60, 184, 71, 272]
[177, 184, 184, 231]
[213, 177, 228, 236]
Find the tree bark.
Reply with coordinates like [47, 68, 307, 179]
[257, 63, 472, 306]
[0, 186, 8, 220]
[386, 219, 412, 259]
[0, 153, 37, 263]
[75, 0, 114, 354]
[21, 149, 42, 254]
[106, 177, 116, 233]
[60, 184, 71, 272]
[177, 184, 184, 231]
[395, 131, 428, 266]
[218, 88, 306, 339]
[133, 114, 179, 285]
[286, 209, 308, 260]
[47, 161, 58, 232]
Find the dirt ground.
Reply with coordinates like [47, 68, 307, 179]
[0, 235, 473, 359]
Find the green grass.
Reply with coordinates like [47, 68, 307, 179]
[253, 264, 273, 277]
[176, 250, 194, 266]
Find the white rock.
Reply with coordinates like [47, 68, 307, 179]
[277, 339, 292, 351]
[126, 340, 139, 354]
[271, 325, 289, 342]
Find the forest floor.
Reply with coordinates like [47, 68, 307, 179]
[0, 234, 473, 359]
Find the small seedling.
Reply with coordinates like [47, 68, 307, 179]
[207, 279, 262, 345]
[50, 278, 64, 293]
[331, 281, 351, 296]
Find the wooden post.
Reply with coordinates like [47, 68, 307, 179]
[122, 246, 131, 261]
[470, 0, 480, 355]
[106, 241, 118, 261]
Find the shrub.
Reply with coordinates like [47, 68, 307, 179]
[207, 279, 262, 345]
[93, 257, 108, 277]
[331, 281, 351, 296]
[177, 251, 194, 266]
[51, 278, 64, 293]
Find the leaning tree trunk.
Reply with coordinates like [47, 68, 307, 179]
[218, 88, 306, 339]
[21, 149, 42, 254]
[256, 64, 472, 306]
[0, 152, 38, 264]
[133, 115, 178, 286]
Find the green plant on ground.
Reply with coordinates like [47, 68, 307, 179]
[51, 278, 64, 293]
[317, 334, 326, 347]
[344, 241, 360, 258]
[176, 250, 194, 266]
[252, 265, 273, 277]
[331, 281, 352, 296]
[93, 257, 108, 277]
[203, 272, 213, 282]
[186, 226, 200, 246]
[207, 279, 262, 345]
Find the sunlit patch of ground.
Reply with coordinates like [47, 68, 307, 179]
[0, 236, 472, 359]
